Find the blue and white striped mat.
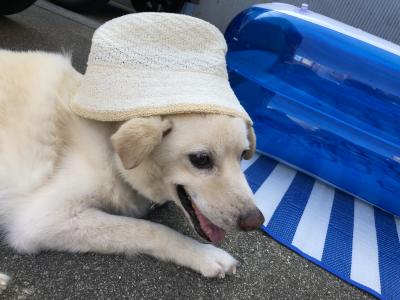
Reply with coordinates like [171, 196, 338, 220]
[242, 153, 400, 299]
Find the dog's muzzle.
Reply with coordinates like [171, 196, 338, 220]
[238, 208, 265, 231]
[176, 185, 226, 244]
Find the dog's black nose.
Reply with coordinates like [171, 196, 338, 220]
[238, 208, 265, 231]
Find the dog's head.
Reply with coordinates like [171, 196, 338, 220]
[111, 114, 264, 243]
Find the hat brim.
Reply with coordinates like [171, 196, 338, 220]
[71, 64, 252, 124]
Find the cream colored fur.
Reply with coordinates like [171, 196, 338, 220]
[0, 50, 259, 281]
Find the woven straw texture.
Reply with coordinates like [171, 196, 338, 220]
[71, 13, 251, 124]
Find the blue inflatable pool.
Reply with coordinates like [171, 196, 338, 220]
[226, 3, 400, 215]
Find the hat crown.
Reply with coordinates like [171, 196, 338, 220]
[72, 13, 252, 125]
[88, 13, 228, 78]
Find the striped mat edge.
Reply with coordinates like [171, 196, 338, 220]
[242, 153, 400, 300]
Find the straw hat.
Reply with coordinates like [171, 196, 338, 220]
[71, 13, 252, 124]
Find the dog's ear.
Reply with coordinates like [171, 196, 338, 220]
[243, 125, 256, 160]
[111, 117, 172, 170]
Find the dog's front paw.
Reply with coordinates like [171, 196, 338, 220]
[195, 244, 239, 278]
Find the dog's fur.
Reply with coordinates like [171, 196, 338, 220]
[0, 50, 261, 280]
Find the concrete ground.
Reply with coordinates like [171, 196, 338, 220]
[0, 2, 373, 299]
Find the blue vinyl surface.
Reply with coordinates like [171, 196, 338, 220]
[226, 6, 400, 216]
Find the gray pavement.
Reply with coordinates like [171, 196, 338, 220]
[0, 3, 373, 299]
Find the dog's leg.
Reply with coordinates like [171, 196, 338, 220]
[58, 209, 238, 278]
[11, 208, 238, 278]
[6, 154, 237, 278]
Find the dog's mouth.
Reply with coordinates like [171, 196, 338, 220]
[176, 185, 226, 244]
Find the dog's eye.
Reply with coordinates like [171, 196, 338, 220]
[241, 150, 249, 160]
[189, 153, 213, 169]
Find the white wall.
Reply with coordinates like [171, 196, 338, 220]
[192, 0, 400, 44]
[192, 0, 264, 32]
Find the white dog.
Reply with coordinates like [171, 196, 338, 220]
[0, 50, 264, 282]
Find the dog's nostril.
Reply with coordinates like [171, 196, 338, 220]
[238, 208, 265, 231]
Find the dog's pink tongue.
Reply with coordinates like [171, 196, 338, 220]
[193, 205, 226, 244]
